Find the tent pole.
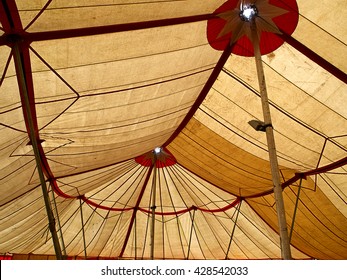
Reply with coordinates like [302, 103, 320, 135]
[289, 178, 303, 243]
[225, 199, 242, 260]
[150, 157, 157, 260]
[13, 44, 63, 260]
[186, 208, 196, 260]
[250, 21, 292, 260]
[134, 213, 137, 260]
[79, 198, 88, 259]
[50, 184, 67, 258]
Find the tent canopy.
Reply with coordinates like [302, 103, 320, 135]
[0, 0, 346, 260]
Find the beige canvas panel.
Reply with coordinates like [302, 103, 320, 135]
[247, 180, 347, 259]
[261, 44, 347, 119]
[292, 15, 347, 73]
[0, 61, 26, 131]
[169, 118, 281, 197]
[22, 22, 221, 175]
[18, 0, 225, 32]
[0, 191, 51, 253]
[29, 22, 213, 70]
[43, 131, 173, 178]
[31, 199, 133, 257]
[202, 46, 347, 170]
[0, 154, 38, 206]
[57, 159, 143, 197]
[0, 46, 12, 79]
[296, 0, 347, 43]
[316, 170, 347, 217]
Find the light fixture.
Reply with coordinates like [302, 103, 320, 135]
[239, 4, 258, 22]
[248, 120, 272, 132]
[153, 147, 162, 154]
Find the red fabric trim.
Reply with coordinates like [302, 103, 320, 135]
[52, 156, 242, 215]
[0, 0, 22, 31]
[119, 164, 154, 257]
[54, 196, 241, 216]
[282, 156, 347, 189]
[0, 2, 11, 31]
[2, 252, 313, 260]
[305, 156, 347, 176]
[80, 195, 133, 212]
[50, 179, 75, 199]
[138, 198, 241, 216]
[0, 255, 13, 260]
[245, 156, 347, 199]
[135, 147, 177, 168]
[17, 47, 39, 134]
[207, 0, 299, 56]
[0, 14, 214, 46]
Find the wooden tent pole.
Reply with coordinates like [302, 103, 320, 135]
[51, 187, 67, 257]
[79, 198, 88, 259]
[13, 44, 63, 260]
[150, 155, 157, 260]
[250, 21, 292, 260]
[134, 212, 138, 259]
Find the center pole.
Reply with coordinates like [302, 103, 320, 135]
[13, 44, 63, 260]
[150, 153, 157, 260]
[250, 20, 292, 260]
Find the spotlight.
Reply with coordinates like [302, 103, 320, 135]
[154, 147, 162, 154]
[239, 4, 258, 22]
[248, 120, 272, 132]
